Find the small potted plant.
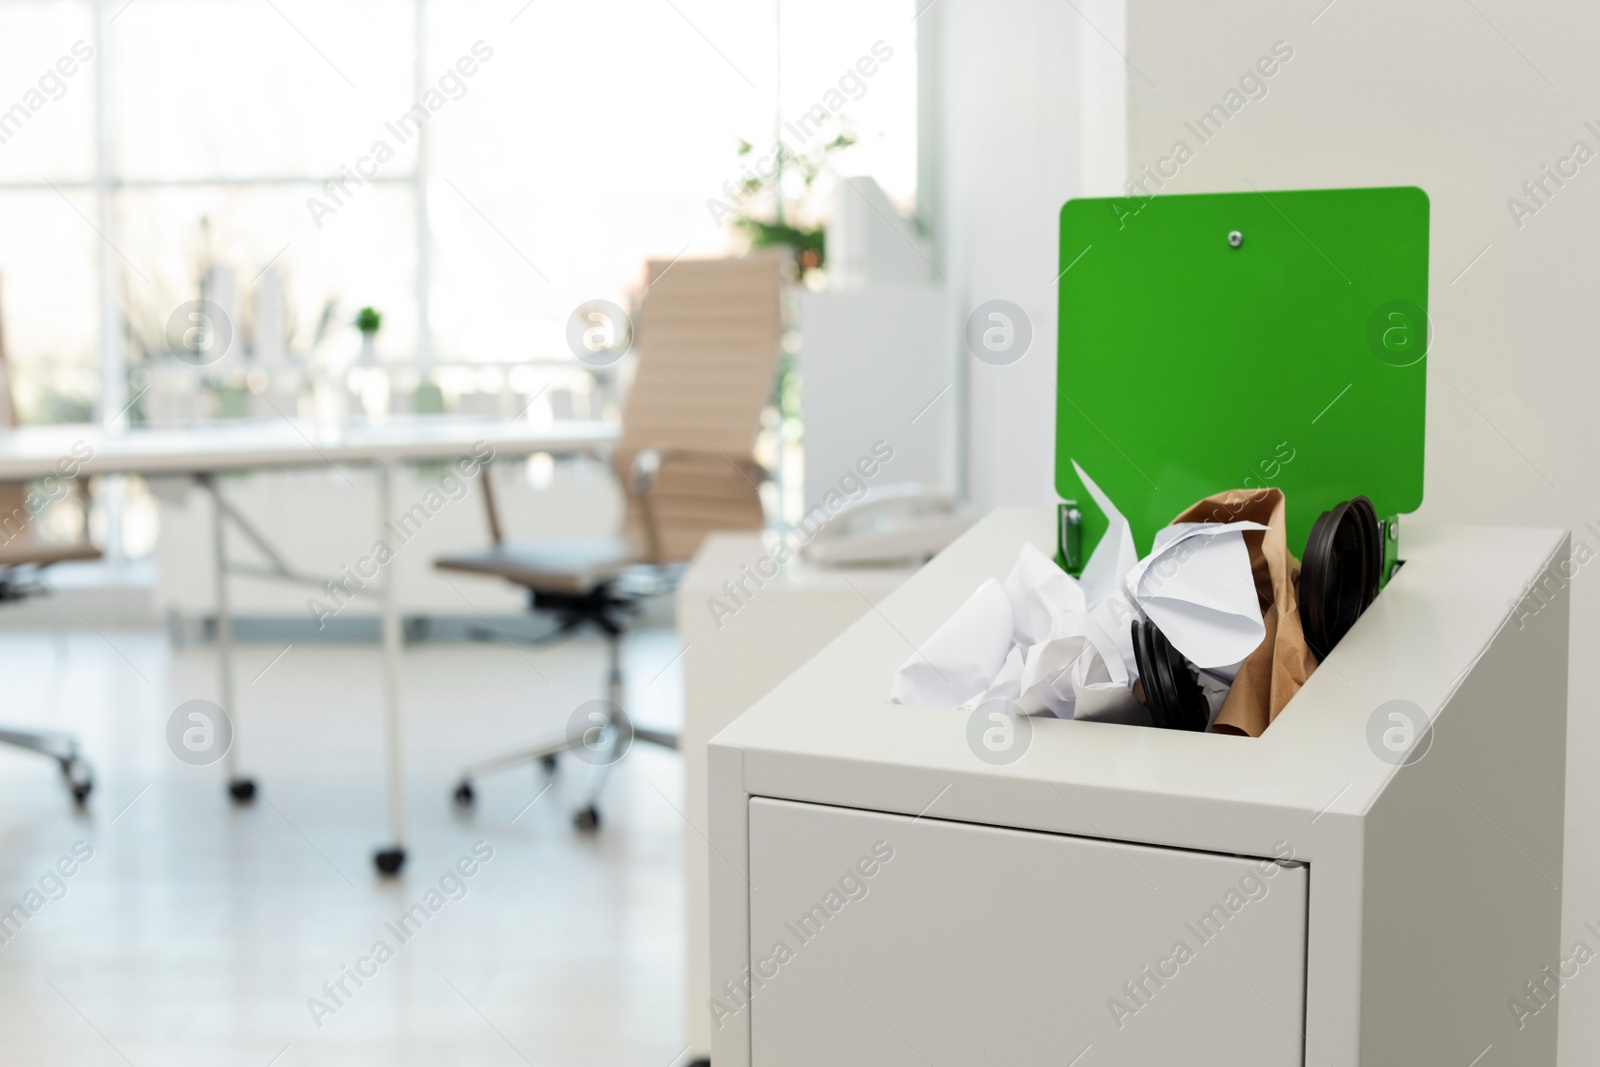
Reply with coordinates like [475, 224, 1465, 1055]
[356, 306, 381, 362]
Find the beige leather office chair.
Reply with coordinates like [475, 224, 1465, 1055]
[0, 281, 98, 802]
[437, 254, 782, 829]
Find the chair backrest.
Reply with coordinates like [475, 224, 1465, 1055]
[614, 254, 783, 563]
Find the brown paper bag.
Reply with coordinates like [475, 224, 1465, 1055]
[1171, 488, 1319, 737]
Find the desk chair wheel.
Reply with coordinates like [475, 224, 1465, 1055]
[228, 778, 257, 803]
[540, 753, 559, 773]
[453, 780, 476, 808]
[374, 847, 406, 875]
[687, 1060, 710, 1067]
[574, 805, 600, 832]
[60, 757, 92, 804]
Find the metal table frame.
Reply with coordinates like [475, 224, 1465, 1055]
[0, 416, 619, 874]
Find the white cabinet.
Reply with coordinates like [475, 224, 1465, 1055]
[708, 509, 1569, 1067]
[746, 798, 1308, 1066]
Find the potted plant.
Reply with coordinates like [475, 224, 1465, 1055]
[356, 306, 381, 363]
[729, 125, 856, 281]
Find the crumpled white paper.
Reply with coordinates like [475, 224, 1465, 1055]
[1074, 461, 1137, 611]
[1123, 520, 1269, 670]
[979, 547, 1134, 719]
[1075, 461, 1140, 682]
[886, 578, 1014, 710]
[888, 462, 1267, 723]
[887, 543, 1137, 719]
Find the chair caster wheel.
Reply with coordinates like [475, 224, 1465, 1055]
[453, 780, 475, 808]
[374, 847, 406, 875]
[62, 758, 92, 805]
[540, 753, 559, 772]
[687, 1060, 711, 1067]
[228, 778, 257, 803]
[574, 805, 600, 832]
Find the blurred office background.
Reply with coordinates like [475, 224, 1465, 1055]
[0, 0, 919, 607]
[2, 0, 1599, 1064]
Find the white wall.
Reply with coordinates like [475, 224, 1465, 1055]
[926, 0, 1124, 510]
[1124, 1, 1597, 1061]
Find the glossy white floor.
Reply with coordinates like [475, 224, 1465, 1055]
[0, 622, 689, 1066]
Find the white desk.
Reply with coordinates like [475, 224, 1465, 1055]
[0, 416, 615, 479]
[676, 532, 916, 1059]
[0, 415, 617, 874]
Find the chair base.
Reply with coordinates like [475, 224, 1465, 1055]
[373, 846, 407, 876]
[0, 727, 93, 804]
[449, 712, 678, 830]
[449, 589, 678, 830]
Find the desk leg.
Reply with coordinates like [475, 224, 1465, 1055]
[203, 475, 255, 804]
[373, 462, 407, 876]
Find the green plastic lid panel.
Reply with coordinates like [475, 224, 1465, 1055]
[1055, 185, 1428, 564]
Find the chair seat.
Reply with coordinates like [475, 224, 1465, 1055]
[0, 540, 102, 568]
[434, 537, 639, 595]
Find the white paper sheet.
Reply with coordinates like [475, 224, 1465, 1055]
[1123, 521, 1268, 669]
[1004, 539, 1087, 646]
[1073, 460, 1138, 609]
[888, 578, 1014, 708]
[965, 643, 1026, 709]
[891, 513, 1140, 720]
[1013, 614, 1136, 720]
[1071, 461, 1141, 680]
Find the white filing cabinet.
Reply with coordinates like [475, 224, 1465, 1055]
[708, 508, 1569, 1066]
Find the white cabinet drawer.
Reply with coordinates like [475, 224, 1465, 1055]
[744, 798, 1307, 1066]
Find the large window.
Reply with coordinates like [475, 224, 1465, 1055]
[0, 0, 917, 545]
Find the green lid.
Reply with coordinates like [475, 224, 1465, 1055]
[1056, 185, 1428, 564]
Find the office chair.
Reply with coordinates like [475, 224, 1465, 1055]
[0, 283, 97, 803]
[437, 254, 782, 830]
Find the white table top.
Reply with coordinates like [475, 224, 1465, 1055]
[0, 416, 618, 479]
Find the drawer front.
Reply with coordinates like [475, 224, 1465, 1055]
[744, 798, 1306, 1067]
